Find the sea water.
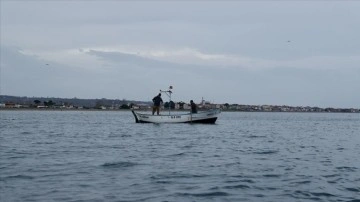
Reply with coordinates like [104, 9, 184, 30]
[0, 110, 359, 202]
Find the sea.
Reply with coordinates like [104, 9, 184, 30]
[0, 110, 359, 202]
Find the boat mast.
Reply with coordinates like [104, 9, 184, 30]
[160, 86, 173, 115]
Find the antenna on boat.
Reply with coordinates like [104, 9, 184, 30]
[160, 85, 173, 115]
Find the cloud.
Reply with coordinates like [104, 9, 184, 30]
[1, 45, 360, 107]
[15, 44, 360, 74]
[50, 46, 360, 71]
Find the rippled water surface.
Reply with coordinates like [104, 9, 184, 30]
[1, 110, 359, 202]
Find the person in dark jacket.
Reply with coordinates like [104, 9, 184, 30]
[152, 93, 163, 115]
[190, 100, 197, 113]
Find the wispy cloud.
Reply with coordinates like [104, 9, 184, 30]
[18, 45, 360, 72]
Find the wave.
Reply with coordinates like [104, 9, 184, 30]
[1, 175, 34, 181]
[290, 190, 339, 200]
[322, 174, 341, 178]
[20, 131, 32, 135]
[336, 166, 357, 172]
[150, 173, 209, 180]
[345, 187, 360, 192]
[290, 180, 312, 185]
[223, 184, 250, 189]
[310, 192, 335, 197]
[101, 161, 139, 168]
[262, 174, 281, 178]
[177, 191, 229, 197]
[253, 150, 279, 155]
[167, 152, 186, 157]
[245, 135, 266, 138]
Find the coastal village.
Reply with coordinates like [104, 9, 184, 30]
[1, 95, 359, 113]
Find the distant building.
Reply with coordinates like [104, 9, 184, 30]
[5, 102, 21, 108]
[183, 104, 191, 110]
[262, 105, 272, 111]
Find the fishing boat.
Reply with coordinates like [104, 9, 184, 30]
[131, 108, 221, 123]
[131, 86, 221, 124]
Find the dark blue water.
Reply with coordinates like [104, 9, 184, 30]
[1, 111, 359, 202]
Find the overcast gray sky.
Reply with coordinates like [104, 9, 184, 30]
[1, 1, 359, 108]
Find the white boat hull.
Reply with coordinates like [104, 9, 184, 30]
[131, 109, 221, 124]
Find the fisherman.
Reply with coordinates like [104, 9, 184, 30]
[152, 93, 163, 115]
[190, 100, 197, 113]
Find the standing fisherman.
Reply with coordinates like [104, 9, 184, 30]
[152, 93, 163, 115]
[190, 100, 198, 113]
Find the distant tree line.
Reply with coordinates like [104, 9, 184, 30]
[0, 95, 148, 109]
[1, 95, 359, 113]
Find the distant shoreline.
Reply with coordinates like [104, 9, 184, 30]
[1, 95, 359, 113]
[1, 108, 358, 113]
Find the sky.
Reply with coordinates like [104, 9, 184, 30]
[1, 1, 359, 108]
